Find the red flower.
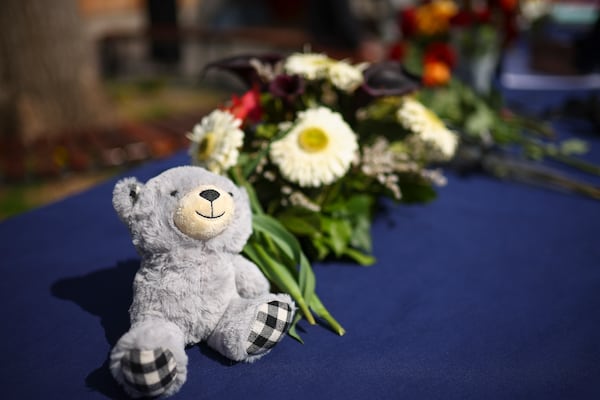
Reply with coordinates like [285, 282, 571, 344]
[502, 14, 519, 46]
[499, 0, 518, 14]
[398, 8, 418, 38]
[388, 41, 407, 62]
[474, 7, 492, 23]
[227, 86, 262, 125]
[424, 42, 456, 69]
[451, 10, 473, 27]
[451, 8, 491, 26]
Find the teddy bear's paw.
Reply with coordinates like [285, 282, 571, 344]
[120, 347, 178, 397]
[246, 301, 293, 356]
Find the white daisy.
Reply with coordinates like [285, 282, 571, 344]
[396, 97, 458, 161]
[327, 61, 366, 93]
[270, 107, 358, 187]
[187, 109, 244, 174]
[284, 53, 333, 80]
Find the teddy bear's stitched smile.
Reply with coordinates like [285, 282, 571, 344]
[195, 210, 225, 219]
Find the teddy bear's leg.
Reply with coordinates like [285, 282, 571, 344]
[207, 293, 294, 362]
[110, 319, 188, 398]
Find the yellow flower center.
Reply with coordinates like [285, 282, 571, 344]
[197, 133, 216, 160]
[298, 127, 329, 153]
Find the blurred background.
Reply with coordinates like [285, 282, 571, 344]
[1, 0, 599, 220]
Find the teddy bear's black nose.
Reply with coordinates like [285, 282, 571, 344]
[200, 189, 220, 202]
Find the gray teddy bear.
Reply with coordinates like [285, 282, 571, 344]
[110, 166, 295, 398]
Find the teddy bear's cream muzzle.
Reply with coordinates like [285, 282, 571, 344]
[173, 184, 235, 240]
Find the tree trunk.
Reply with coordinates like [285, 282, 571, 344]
[0, 0, 116, 145]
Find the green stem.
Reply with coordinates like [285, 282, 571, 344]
[517, 137, 600, 177]
[230, 167, 264, 214]
[546, 152, 600, 177]
[254, 245, 316, 325]
[511, 114, 554, 139]
[310, 294, 346, 336]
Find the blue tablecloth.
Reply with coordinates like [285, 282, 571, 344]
[1, 92, 600, 399]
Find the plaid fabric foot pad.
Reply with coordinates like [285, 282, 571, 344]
[246, 301, 292, 356]
[120, 348, 177, 397]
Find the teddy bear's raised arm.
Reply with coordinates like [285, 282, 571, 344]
[233, 255, 270, 298]
[112, 177, 144, 224]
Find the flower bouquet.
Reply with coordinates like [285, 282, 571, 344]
[188, 53, 458, 339]
[389, 0, 600, 198]
[391, 0, 519, 91]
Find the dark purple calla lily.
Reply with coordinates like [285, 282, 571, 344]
[360, 62, 421, 98]
[269, 74, 305, 104]
[201, 53, 284, 88]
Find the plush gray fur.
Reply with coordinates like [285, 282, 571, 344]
[110, 166, 294, 398]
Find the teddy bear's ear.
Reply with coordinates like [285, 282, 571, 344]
[113, 177, 144, 223]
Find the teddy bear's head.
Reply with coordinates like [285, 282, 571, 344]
[113, 166, 252, 254]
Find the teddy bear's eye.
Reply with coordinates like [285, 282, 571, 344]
[228, 192, 234, 197]
[170, 190, 178, 197]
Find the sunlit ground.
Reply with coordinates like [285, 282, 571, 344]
[0, 79, 229, 221]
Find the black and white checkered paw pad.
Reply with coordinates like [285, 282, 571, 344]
[120, 348, 177, 397]
[246, 301, 292, 355]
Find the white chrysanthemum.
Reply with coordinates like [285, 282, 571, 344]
[397, 97, 458, 160]
[327, 61, 366, 93]
[187, 109, 244, 174]
[284, 53, 333, 80]
[270, 107, 358, 187]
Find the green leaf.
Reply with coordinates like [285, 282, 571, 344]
[278, 211, 321, 236]
[322, 217, 352, 256]
[464, 103, 494, 136]
[244, 242, 316, 325]
[342, 247, 376, 266]
[345, 195, 374, 252]
[403, 43, 425, 75]
[241, 147, 269, 181]
[253, 215, 300, 264]
[252, 214, 317, 321]
[310, 294, 346, 336]
[560, 139, 588, 155]
[311, 236, 331, 260]
[254, 123, 279, 139]
[421, 86, 462, 123]
[524, 143, 545, 160]
[349, 215, 372, 253]
[345, 194, 373, 214]
[287, 312, 305, 343]
[400, 181, 437, 203]
[229, 167, 264, 214]
[298, 252, 316, 316]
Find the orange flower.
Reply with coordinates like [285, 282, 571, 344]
[415, 0, 458, 35]
[431, 0, 459, 19]
[422, 61, 451, 86]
